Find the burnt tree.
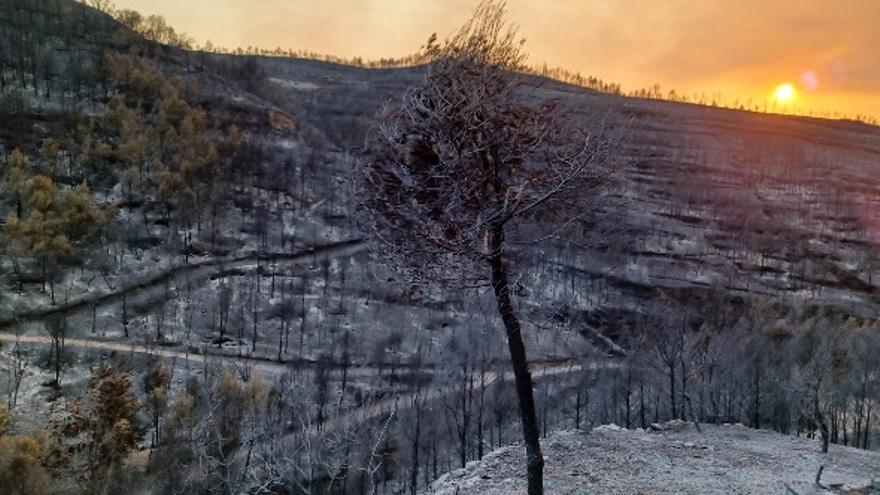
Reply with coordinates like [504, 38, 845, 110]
[355, 2, 621, 492]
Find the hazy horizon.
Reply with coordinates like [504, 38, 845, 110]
[112, 0, 880, 120]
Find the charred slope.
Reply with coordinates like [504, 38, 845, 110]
[4, 0, 880, 357]
[248, 56, 880, 344]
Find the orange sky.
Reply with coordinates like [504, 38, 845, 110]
[113, 0, 880, 120]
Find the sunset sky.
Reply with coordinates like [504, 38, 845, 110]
[113, 0, 880, 120]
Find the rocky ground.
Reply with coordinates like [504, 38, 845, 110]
[427, 422, 880, 495]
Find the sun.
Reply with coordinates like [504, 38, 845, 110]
[774, 83, 796, 104]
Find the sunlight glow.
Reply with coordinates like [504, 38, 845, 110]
[774, 83, 796, 104]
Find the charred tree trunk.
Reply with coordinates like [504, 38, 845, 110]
[410, 397, 422, 495]
[639, 378, 647, 429]
[752, 364, 761, 429]
[489, 221, 543, 495]
[669, 361, 677, 419]
[814, 386, 829, 454]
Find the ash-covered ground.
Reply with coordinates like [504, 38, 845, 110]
[428, 422, 880, 495]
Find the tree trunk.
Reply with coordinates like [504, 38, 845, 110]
[639, 378, 647, 429]
[277, 319, 284, 362]
[669, 362, 677, 419]
[489, 221, 543, 495]
[752, 364, 761, 429]
[410, 400, 421, 495]
[478, 369, 486, 459]
[814, 388, 829, 454]
[624, 374, 632, 429]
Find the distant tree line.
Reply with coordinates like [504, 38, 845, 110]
[77, 0, 880, 127]
[613, 298, 880, 453]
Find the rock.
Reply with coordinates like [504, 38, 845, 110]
[649, 423, 666, 431]
[430, 474, 450, 491]
[593, 423, 624, 433]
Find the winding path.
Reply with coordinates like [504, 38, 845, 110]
[0, 238, 371, 377]
[0, 238, 367, 328]
[0, 331, 385, 378]
[315, 358, 616, 437]
[0, 236, 616, 449]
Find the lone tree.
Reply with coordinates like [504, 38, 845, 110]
[356, 2, 620, 492]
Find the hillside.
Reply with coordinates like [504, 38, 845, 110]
[427, 422, 880, 494]
[239, 56, 880, 384]
[5, 0, 880, 362]
[256, 56, 880, 328]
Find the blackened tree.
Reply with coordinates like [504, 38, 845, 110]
[355, 2, 621, 492]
